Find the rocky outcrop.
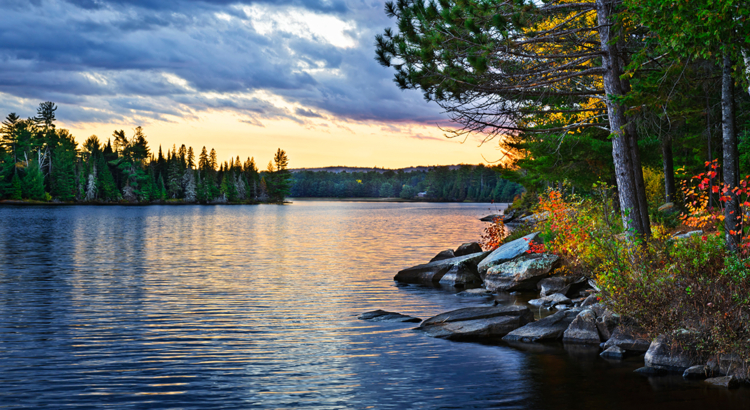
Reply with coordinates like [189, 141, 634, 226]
[484, 253, 560, 291]
[707, 354, 750, 382]
[594, 309, 620, 341]
[563, 309, 600, 344]
[644, 335, 699, 372]
[502, 308, 582, 343]
[418, 305, 534, 341]
[455, 242, 483, 257]
[358, 310, 421, 323]
[602, 326, 651, 353]
[395, 251, 489, 285]
[477, 232, 541, 279]
[430, 249, 455, 262]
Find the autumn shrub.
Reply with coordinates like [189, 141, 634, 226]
[480, 217, 508, 251]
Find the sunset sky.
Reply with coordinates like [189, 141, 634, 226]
[0, 0, 502, 168]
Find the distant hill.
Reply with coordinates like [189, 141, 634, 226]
[289, 165, 465, 174]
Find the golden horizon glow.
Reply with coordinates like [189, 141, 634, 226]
[60, 110, 507, 169]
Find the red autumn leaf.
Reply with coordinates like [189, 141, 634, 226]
[712, 186, 719, 194]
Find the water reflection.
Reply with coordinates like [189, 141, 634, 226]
[0, 203, 747, 409]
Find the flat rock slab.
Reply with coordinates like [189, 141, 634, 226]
[419, 305, 533, 341]
[457, 288, 493, 297]
[395, 251, 490, 285]
[477, 232, 540, 279]
[600, 346, 626, 360]
[484, 253, 560, 291]
[358, 310, 421, 323]
[502, 308, 582, 343]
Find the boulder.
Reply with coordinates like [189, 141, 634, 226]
[438, 264, 483, 287]
[563, 309, 601, 344]
[581, 294, 598, 307]
[358, 310, 421, 323]
[503, 210, 517, 223]
[518, 212, 549, 224]
[484, 253, 560, 291]
[600, 346, 626, 360]
[395, 251, 490, 285]
[707, 353, 750, 382]
[683, 365, 714, 380]
[455, 242, 483, 257]
[430, 249, 455, 262]
[538, 277, 570, 297]
[477, 232, 541, 279]
[704, 376, 740, 389]
[502, 308, 582, 343]
[644, 335, 698, 372]
[418, 305, 534, 341]
[603, 326, 651, 353]
[528, 293, 571, 308]
[595, 310, 620, 341]
[480, 214, 503, 222]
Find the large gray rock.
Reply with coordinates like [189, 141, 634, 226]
[438, 264, 482, 287]
[563, 309, 601, 344]
[418, 305, 534, 341]
[502, 308, 582, 343]
[538, 277, 570, 297]
[358, 310, 421, 323]
[429, 249, 455, 262]
[527, 292, 571, 308]
[477, 232, 541, 279]
[707, 353, 749, 382]
[603, 326, 651, 353]
[595, 309, 620, 341]
[484, 253, 560, 291]
[395, 251, 490, 285]
[455, 242, 483, 257]
[644, 335, 699, 372]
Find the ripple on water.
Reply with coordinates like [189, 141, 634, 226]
[0, 203, 748, 409]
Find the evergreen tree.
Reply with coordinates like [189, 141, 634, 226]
[10, 173, 22, 200]
[21, 161, 46, 200]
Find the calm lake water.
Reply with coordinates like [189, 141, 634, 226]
[0, 202, 748, 409]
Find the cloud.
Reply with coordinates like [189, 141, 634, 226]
[0, 0, 446, 128]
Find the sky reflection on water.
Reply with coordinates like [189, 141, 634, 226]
[0, 202, 748, 409]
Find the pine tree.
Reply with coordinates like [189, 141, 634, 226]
[21, 161, 46, 200]
[10, 173, 22, 200]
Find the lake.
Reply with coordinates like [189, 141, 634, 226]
[0, 202, 747, 409]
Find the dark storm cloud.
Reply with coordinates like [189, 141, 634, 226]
[0, 0, 445, 127]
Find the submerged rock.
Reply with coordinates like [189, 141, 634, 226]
[395, 251, 489, 285]
[484, 253, 560, 291]
[502, 308, 582, 343]
[418, 305, 534, 341]
[600, 346, 626, 360]
[358, 310, 421, 323]
[455, 242, 483, 257]
[477, 232, 541, 279]
[563, 309, 601, 344]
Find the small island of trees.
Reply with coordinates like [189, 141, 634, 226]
[0, 102, 292, 204]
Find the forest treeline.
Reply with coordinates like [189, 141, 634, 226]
[0, 102, 292, 203]
[377, 0, 750, 246]
[290, 165, 523, 201]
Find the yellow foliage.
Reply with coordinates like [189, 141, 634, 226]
[642, 167, 665, 207]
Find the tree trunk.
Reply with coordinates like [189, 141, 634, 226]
[722, 51, 741, 251]
[662, 136, 676, 203]
[596, 0, 648, 236]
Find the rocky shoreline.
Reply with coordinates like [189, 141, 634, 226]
[360, 226, 749, 389]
